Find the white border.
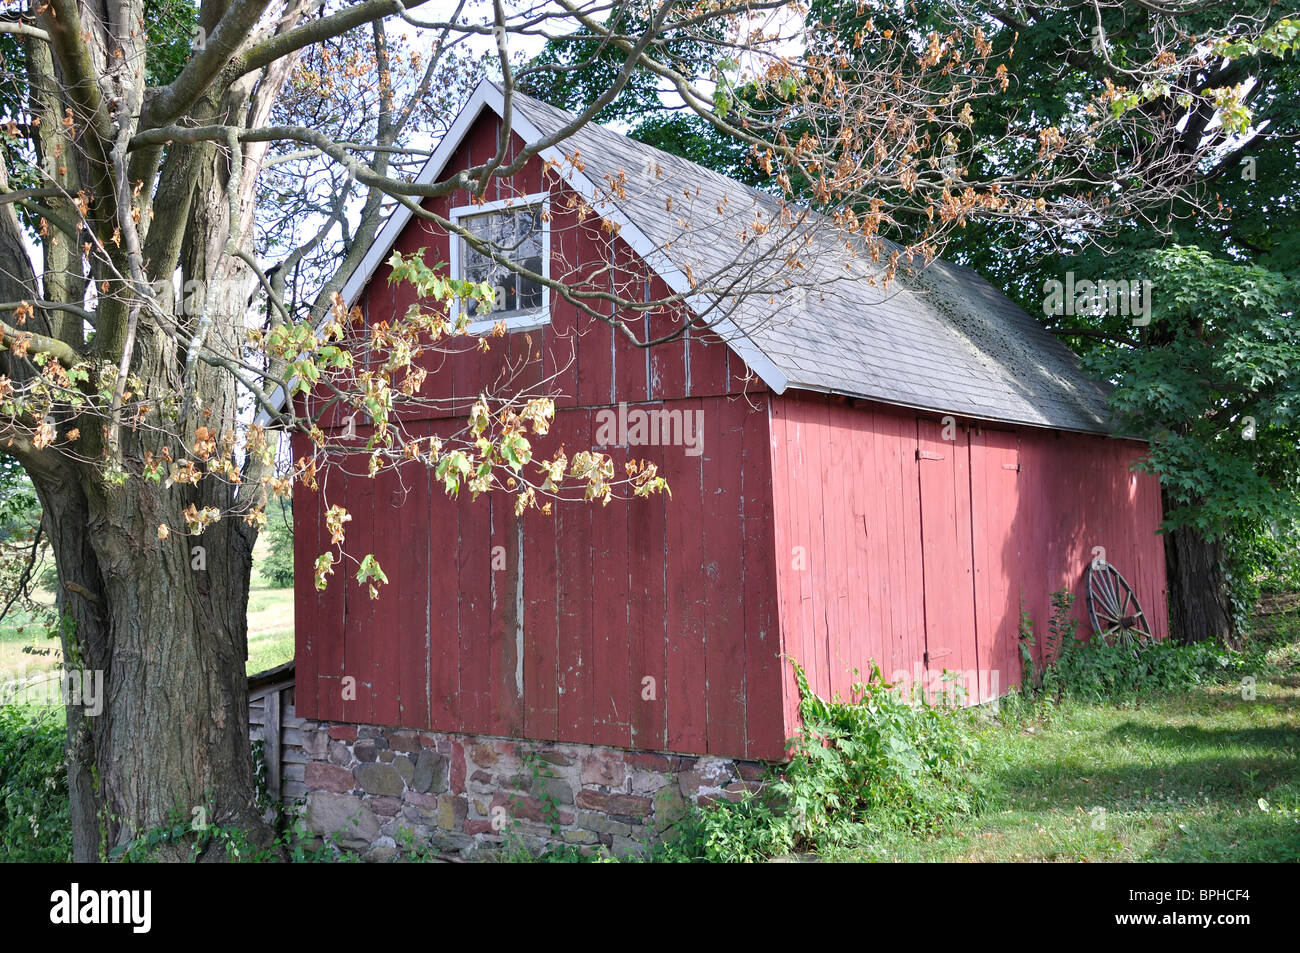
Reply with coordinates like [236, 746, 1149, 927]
[448, 191, 550, 334]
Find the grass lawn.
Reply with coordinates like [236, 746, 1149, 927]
[1, 533, 295, 684]
[246, 533, 295, 674]
[852, 598, 1300, 862]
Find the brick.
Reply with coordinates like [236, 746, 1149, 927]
[354, 763, 405, 797]
[353, 739, 379, 762]
[413, 751, 449, 794]
[580, 755, 628, 788]
[626, 752, 688, 773]
[393, 754, 415, 784]
[305, 793, 379, 849]
[651, 785, 686, 829]
[305, 762, 355, 794]
[535, 748, 575, 767]
[328, 725, 358, 742]
[679, 765, 728, 798]
[403, 790, 439, 810]
[576, 789, 653, 817]
[436, 794, 469, 831]
[575, 811, 632, 837]
[388, 729, 421, 752]
[611, 834, 647, 858]
[401, 803, 438, 826]
[531, 774, 575, 806]
[629, 770, 670, 795]
[369, 796, 402, 817]
[450, 742, 466, 793]
[490, 791, 551, 825]
[327, 741, 352, 767]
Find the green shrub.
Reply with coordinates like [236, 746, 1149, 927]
[654, 661, 983, 862]
[0, 705, 71, 862]
[261, 509, 294, 588]
[1023, 589, 1245, 703]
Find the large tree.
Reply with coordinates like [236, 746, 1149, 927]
[0, 0, 1256, 859]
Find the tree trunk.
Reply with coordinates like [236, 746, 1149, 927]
[33, 470, 271, 861]
[1164, 513, 1237, 647]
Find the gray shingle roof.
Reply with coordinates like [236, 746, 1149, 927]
[510, 89, 1115, 435]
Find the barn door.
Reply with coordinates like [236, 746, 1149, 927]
[916, 418, 979, 703]
[969, 429, 1022, 704]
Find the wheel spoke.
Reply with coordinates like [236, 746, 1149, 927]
[1086, 563, 1150, 645]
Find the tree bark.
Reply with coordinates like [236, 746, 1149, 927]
[31, 468, 269, 860]
[1164, 505, 1237, 647]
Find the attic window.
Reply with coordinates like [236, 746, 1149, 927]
[450, 193, 549, 332]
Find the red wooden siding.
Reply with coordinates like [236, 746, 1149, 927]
[293, 106, 1166, 764]
[291, 108, 782, 758]
[295, 396, 786, 760]
[769, 392, 1167, 740]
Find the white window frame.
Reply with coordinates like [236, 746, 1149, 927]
[448, 191, 550, 334]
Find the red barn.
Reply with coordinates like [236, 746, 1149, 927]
[285, 80, 1167, 854]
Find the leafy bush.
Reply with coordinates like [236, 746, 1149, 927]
[1023, 589, 1244, 703]
[0, 705, 71, 862]
[260, 508, 294, 588]
[654, 661, 982, 862]
[1048, 637, 1244, 700]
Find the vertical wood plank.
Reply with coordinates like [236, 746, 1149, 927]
[704, 398, 747, 756]
[290, 431, 318, 720]
[265, 689, 282, 804]
[665, 397, 708, 754]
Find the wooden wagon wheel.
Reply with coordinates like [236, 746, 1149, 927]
[1086, 562, 1153, 654]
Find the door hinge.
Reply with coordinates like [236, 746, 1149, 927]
[916, 449, 945, 461]
[1002, 462, 1021, 472]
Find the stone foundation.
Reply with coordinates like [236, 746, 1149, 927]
[295, 721, 771, 859]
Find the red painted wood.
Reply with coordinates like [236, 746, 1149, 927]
[741, 395, 784, 760]
[370, 463, 404, 726]
[427, 438, 462, 730]
[396, 460, 431, 726]
[522, 490, 560, 742]
[554, 411, 594, 739]
[340, 466, 375, 724]
[487, 490, 523, 736]
[969, 428, 1021, 703]
[704, 400, 747, 755]
[312, 455, 348, 722]
[290, 431, 318, 719]
[295, 106, 1168, 763]
[664, 397, 709, 754]
[628, 449, 668, 751]
[588, 451, 631, 747]
[458, 493, 495, 736]
[915, 418, 978, 700]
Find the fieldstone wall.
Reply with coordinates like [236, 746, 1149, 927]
[296, 720, 770, 859]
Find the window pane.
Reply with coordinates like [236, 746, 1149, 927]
[461, 205, 543, 317]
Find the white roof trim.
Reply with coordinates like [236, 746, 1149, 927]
[261, 80, 786, 424]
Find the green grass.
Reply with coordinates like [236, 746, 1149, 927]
[846, 607, 1300, 862]
[1, 535, 295, 682]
